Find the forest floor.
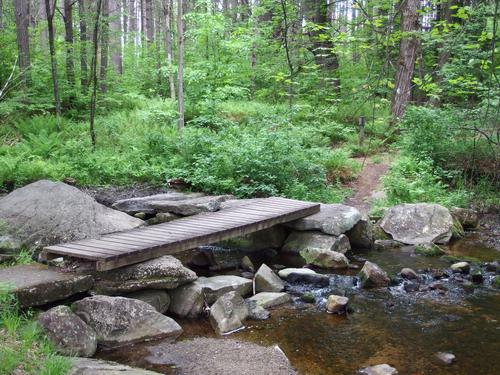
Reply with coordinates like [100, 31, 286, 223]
[343, 154, 392, 215]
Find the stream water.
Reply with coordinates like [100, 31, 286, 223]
[99, 233, 500, 375]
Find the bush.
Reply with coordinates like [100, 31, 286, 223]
[382, 156, 470, 208]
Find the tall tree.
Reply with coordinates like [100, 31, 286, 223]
[63, 0, 75, 86]
[0, 0, 3, 30]
[99, 0, 110, 92]
[79, 0, 89, 91]
[145, 0, 154, 43]
[45, 0, 61, 116]
[177, 0, 185, 129]
[391, 0, 420, 121]
[90, 0, 103, 148]
[122, 0, 128, 44]
[110, 0, 123, 73]
[163, 0, 175, 99]
[14, 0, 32, 86]
[303, 0, 340, 90]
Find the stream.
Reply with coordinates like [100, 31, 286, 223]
[99, 233, 500, 375]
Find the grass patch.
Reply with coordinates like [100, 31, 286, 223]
[0, 284, 71, 375]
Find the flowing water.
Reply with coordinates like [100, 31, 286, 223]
[99, 234, 500, 375]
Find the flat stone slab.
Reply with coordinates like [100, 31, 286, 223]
[111, 192, 206, 214]
[0, 264, 93, 307]
[141, 338, 296, 375]
[93, 255, 197, 294]
[247, 292, 291, 309]
[69, 358, 161, 375]
[286, 204, 361, 236]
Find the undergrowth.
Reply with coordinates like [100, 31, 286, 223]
[0, 98, 360, 202]
[0, 284, 71, 375]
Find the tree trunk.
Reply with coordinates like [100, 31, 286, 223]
[99, 0, 109, 92]
[129, 0, 136, 33]
[177, 0, 185, 130]
[122, 0, 128, 43]
[14, 0, 32, 86]
[0, 0, 3, 30]
[303, 0, 340, 90]
[110, 0, 123, 74]
[145, 0, 154, 43]
[45, 0, 61, 116]
[79, 0, 89, 91]
[163, 0, 175, 99]
[155, 0, 162, 88]
[63, 0, 75, 87]
[140, 0, 145, 38]
[391, 0, 420, 121]
[90, 0, 103, 149]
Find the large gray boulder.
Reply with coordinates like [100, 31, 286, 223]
[300, 248, 349, 269]
[92, 255, 197, 294]
[0, 264, 93, 308]
[72, 295, 182, 348]
[255, 264, 285, 293]
[209, 291, 249, 334]
[287, 204, 362, 236]
[0, 180, 143, 251]
[450, 207, 479, 229]
[111, 192, 205, 214]
[169, 275, 252, 318]
[38, 305, 97, 357]
[282, 231, 351, 254]
[379, 203, 454, 245]
[69, 358, 161, 375]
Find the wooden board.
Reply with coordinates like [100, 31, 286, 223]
[41, 197, 320, 271]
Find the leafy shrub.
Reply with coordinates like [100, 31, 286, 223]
[382, 156, 470, 207]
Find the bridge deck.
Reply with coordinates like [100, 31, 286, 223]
[41, 197, 320, 271]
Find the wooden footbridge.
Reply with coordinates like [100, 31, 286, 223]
[41, 197, 320, 271]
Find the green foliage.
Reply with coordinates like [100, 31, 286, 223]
[0, 100, 354, 203]
[382, 156, 470, 208]
[0, 286, 71, 375]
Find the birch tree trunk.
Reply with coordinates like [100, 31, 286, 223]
[14, 0, 32, 86]
[391, 0, 420, 121]
[45, 0, 61, 116]
[177, 0, 185, 130]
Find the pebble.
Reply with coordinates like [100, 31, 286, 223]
[435, 352, 455, 364]
[400, 268, 418, 280]
[451, 262, 470, 274]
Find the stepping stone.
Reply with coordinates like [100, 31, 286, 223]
[247, 292, 291, 309]
[0, 264, 93, 307]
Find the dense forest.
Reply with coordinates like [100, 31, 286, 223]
[0, 0, 499, 207]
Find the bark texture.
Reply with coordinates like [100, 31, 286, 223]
[391, 0, 421, 121]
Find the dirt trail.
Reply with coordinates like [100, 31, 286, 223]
[344, 156, 390, 215]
